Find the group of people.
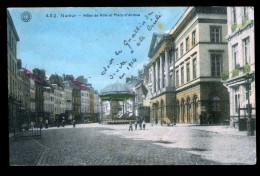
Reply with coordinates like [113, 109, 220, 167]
[129, 120, 146, 131]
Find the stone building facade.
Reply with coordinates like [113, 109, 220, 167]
[7, 10, 20, 132]
[33, 68, 45, 122]
[224, 7, 255, 128]
[133, 65, 150, 122]
[148, 7, 230, 124]
[17, 60, 30, 115]
[81, 90, 88, 113]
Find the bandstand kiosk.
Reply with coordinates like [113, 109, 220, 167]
[99, 83, 135, 124]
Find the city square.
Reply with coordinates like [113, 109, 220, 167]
[8, 6, 256, 166]
[9, 123, 256, 166]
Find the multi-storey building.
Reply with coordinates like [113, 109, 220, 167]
[16, 60, 30, 124]
[148, 6, 230, 124]
[63, 81, 72, 113]
[81, 90, 88, 113]
[88, 87, 95, 115]
[33, 68, 45, 122]
[94, 91, 101, 118]
[52, 84, 66, 115]
[224, 7, 255, 129]
[7, 10, 19, 132]
[29, 77, 36, 113]
[43, 86, 54, 114]
[133, 64, 150, 122]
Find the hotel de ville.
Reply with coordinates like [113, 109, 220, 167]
[148, 6, 230, 125]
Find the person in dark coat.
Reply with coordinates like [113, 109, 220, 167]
[139, 121, 142, 130]
[134, 121, 138, 130]
[129, 122, 133, 131]
[72, 119, 76, 128]
[142, 120, 146, 130]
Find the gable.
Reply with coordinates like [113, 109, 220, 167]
[148, 33, 169, 59]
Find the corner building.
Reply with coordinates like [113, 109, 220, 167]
[224, 7, 255, 128]
[148, 7, 230, 124]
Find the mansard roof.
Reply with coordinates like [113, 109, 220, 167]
[23, 68, 41, 83]
[71, 78, 87, 90]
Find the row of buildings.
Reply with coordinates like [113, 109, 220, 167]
[126, 6, 255, 128]
[7, 10, 101, 132]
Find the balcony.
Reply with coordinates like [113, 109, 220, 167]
[231, 16, 252, 33]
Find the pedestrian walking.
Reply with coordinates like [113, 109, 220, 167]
[129, 122, 133, 131]
[139, 121, 142, 130]
[72, 120, 76, 128]
[134, 121, 138, 130]
[142, 120, 146, 130]
[45, 119, 48, 129]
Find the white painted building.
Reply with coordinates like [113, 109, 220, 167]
[224, 7, 255, 128]
[52, 84, 66, 115]
[94, 91, 101, 114]
[81, 90, 88, 113]
[63, 81, 72, 112]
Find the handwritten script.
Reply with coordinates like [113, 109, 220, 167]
[100, 11, 162, 80]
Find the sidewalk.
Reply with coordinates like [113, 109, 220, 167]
[97, 123, 256, 164]
[172, 124, 253, 136]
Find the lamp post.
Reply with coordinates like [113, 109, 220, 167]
[245, 73, 254, 136]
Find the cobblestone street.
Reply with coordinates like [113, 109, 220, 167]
[9, 123, 256, 166]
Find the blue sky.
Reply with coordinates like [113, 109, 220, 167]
[9, 7, 187, 91]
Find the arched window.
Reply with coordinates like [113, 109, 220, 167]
[193, 95, 198, 123]
[181, 99, 185, 123]
[176, 100, 180, 123]
[187, 97, 191, 123]
[161, 100, 164, 119]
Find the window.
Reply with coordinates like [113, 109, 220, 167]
[232, 7, 237, 24]
[186, 37, 190, 52]
[246, 84, 251, 102]
[186, 63, 190, 82]
[243, 37, 250, 64]
[211, 54, 222, 77]
[243, 7, 248, 17]
[232, 44, 238, 68]
[192, 30, 196, 46]
[180, 43, 184, 57]
[181, 67, 184, 85]
[175, 48, 179, 60]
[176, 70, 179, 87]
[210, 26, 221, 43]
[234, 87, 240, 113]
[193, 59, 197, 79]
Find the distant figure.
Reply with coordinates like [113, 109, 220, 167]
[31, 121, 34, 129]
[72, 120, 76, 128]
[199, 114, 203, 125]
[134, 121, 138, 130]
[142, 121, 146, 130]
[129, 122, 133, 131]
[139, 121, 142, 130]
[45, 119, 48, 129]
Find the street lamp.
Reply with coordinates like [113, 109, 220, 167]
[245, 73, 254, 136]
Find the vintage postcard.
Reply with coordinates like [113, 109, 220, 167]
[8, 7, 256, 166]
